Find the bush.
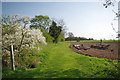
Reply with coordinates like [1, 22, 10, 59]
[42, 30, 54, 43]
[16, 47, 41, 69]
[57, 32, 65, 42]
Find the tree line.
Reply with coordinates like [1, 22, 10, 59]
[30, 15, 66, 43]
[65, 32, 94, 42]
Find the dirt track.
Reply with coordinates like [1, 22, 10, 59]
[70, 42, 120, 60]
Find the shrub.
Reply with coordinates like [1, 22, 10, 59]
[42, 30, 54, 43]
[57, 32, 65, 42]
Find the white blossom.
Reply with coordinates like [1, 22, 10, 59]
[2, 26, 47, 53]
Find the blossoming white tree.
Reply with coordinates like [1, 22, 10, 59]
[2, 15, 46, 68]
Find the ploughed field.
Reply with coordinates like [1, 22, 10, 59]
[70, 42, 119, 60]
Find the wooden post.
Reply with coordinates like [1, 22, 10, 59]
[10, 45, 15, 70]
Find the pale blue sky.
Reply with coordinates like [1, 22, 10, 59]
[1, 0, 106, 2]
[2, 2, 118, 40]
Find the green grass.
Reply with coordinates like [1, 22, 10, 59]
[3, 42, 119, 78]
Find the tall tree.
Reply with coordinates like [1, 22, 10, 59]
[52, 18, 67, 37]
[49, 21, 62, 43]
[30, 15, 54, 42]
[30, 15, 51, 31]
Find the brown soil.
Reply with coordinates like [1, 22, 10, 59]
[70, 42, 120, 60]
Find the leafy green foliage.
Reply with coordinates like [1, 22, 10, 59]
[30, 15, 66, 43]
[15, 47, 41, 69]
[30, 15, 50, 31]
[41, 28, 54, 43]
[57, 32, 65, 42]
[49, 21, 62, 43]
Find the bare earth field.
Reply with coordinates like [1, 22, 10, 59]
[70, 42, 120, 60]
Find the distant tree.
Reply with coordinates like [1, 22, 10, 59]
[30, 15, 51, 31]
[51, 18, 67, 39]
[55, 19, 67, 37]
[88, 38, 94, 40]
[68, 32, 74, 38]
[55, 19, 66, 42]
[49, 21, 62, 43]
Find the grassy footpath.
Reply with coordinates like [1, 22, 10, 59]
[3, 42, 119, 78]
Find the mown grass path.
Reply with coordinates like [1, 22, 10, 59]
[40, 43, 79, 70]
[3, 42, 119, 78]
